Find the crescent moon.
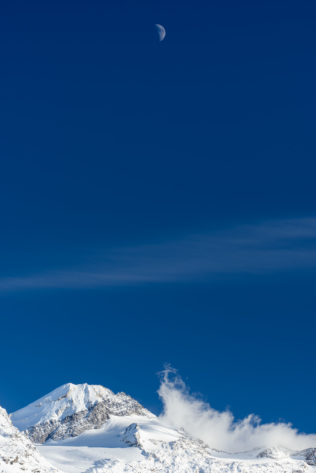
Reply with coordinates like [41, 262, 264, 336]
[155, 24, 166, 42]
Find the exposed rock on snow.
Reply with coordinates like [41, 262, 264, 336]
[0, 406, 60, 473]
[257, 447, 291, 460]
[122, 423, 141, 447]
[11, 383, 153, 443]
[296, 449, 316, 466]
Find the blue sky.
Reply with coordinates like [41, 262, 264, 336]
[0, 0, 315, 433]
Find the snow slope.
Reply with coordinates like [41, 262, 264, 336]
[9, 383, 316, 473]
[0, 406, 60, 473]
[38, 415, 316, 473]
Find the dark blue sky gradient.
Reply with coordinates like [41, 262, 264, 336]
[0, 0, 315, 433]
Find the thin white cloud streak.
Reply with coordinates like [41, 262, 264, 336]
[158, 368, 316, 452]
[1, 216, 316, 291]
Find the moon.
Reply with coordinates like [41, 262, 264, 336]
[156, 24, 166, 42]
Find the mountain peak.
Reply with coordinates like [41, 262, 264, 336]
[11, 383, 114, 430]
[11, 382, 154, 443]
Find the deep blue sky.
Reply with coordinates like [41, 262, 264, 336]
[0, 0, 315, 433]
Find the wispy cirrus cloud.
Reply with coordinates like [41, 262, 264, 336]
[1, 216, 316, 291]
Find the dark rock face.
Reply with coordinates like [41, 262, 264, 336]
[25, 396, 149, 444]
[122, 423, 141, 447]
[299, 448, 316, 466]
[26, 404, 110, 444]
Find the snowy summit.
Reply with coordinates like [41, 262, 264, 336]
[11, 382, 153, 443]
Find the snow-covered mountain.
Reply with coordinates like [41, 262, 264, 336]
[0, 406, 60, 473]
[11, 383, 153, 443]
[6, 383, 316, 473]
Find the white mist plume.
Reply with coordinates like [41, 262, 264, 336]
[158, 367, 316, 452]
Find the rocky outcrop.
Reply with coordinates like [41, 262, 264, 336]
[257, 447, 290, 460]
[11, 383, 153, 444]
[122, 423, 141, 447]
[0, 406, 60, 473]
[298, 448, 316, 466]
[26, 400, 111, 443]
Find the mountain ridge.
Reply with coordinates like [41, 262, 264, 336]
[4, 382, 316, 473]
